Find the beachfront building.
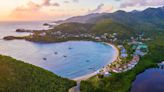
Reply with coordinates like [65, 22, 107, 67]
[130, 41, 148, 57]
[158, 61, 164, 69]
[39, 32, 46, 36]
[95, 36, 101, 41]
[120, 47, 128, 58]
[117, 45, 123, 48]
[103, 72, 111, 77]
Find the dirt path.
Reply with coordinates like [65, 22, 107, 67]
[69, 81, 80, 92]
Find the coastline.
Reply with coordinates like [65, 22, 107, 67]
[73, 42, 119, 82]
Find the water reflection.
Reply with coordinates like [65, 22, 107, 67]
[131, 68, 164, 92]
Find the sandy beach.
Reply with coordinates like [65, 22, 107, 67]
[73, 42, 119, 81]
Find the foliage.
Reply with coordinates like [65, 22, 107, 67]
[90, 19, 136, 39]
[80, 33, 164, 92]
[49, 22, 93, 34]
[0, 55, 76, 92]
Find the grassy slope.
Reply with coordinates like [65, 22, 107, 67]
[24, 20, 136, 43]
[80, 33, 164, 92]
[0, 55, 76, 92]
[48, 22, 93, 34]
[91, 20, 136, 37]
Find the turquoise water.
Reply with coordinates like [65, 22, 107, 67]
[0, 22, 116, 79]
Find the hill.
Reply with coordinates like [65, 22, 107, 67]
[55, 13, 105, 24]
[88, 7, 164, 32]
[90, 20, 136, 39]
[48, 22, 93, 34]
[56, 6, 164, 32]
[0, 55, 76, 92]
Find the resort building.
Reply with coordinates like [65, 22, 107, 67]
[158, 61, 164, 69]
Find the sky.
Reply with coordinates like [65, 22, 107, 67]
[0, 0, 164, 21]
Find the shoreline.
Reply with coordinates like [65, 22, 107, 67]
[73, 42, 119, 82]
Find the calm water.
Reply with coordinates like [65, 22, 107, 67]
[0, 21, 49, 39]
[0, 21, 116, 79]
[131, 68, 164, 92]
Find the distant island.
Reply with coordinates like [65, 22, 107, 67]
[16, 29, 33, 33]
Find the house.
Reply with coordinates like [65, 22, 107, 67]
[104, 33, 108, 36]
[39, 32, 46, 36]
[136, 44, 148, 50]
[117, 45, 123, 48]
[75, 35, 80, 37]
[158, 61, 164, 69]
[103, 72, 111, 77]
[95, 37, 101, 41]
[101, 35, 107, 39]
[121, 54, 128, 58]
[113, 33, 117, 36]
[112, 69, 120, 73]
[134, 49, 145, 56]
[121, 48, 126, 53]
[120, 47, 128, 58]
[113, 38, 117, 42]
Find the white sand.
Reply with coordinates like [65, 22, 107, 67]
[73, 43, 119, 82]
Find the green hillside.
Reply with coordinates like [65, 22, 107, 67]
[48, 22, 93, 34]
[0, 55, 76, 92]
[91, 20, 136, 39]
[80, 31, 164, 92]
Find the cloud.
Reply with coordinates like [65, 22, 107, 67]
[12, 0, 60, 13]
[64, 1, 70, 4]
[52, 3, 60, 6]
[14, 1, 41, 11]
[10, 1, 43, 21]
[43, 0, 51, 6]
[64, 0, 78, 4]
[42, 0, 60, 6]
[72, 0, 78, 3]
[9, 0, 62, 21]
[9, 0, 53, 21]
[116, 0, 121, 1]
[120, 0, 164, 8]
[87, 4, 114, 14]
[88, 4, 104, 14]
[8, 0, 115, 21]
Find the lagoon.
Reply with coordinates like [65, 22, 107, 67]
[131, 68, 164, 92]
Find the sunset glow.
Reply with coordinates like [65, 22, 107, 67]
[0, 0, 164, 21]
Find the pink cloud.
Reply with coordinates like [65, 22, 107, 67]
[42, 0, 60, 6]
[120, 0, 164, 8]
[9, 0, 61, 21]
[10, 1, 45, 21]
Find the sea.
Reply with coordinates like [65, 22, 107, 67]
[0, 21, 116, 79]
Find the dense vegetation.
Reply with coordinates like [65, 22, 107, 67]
[0, 55, 76, 92]
[7, 19, 137, 42]
[57, 6, 164, 32]
[25, 36, 95, 43]
[2, 6, 164, 92]
[48, 22, 93, 34]
[90, 20, 136, 39]
[80, 33, 164, 92]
